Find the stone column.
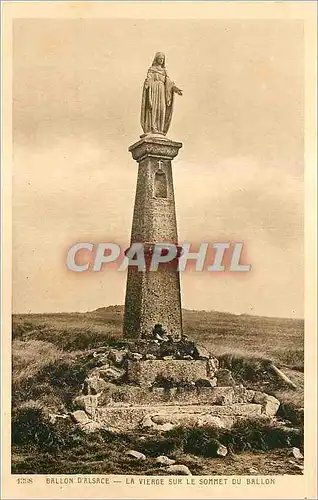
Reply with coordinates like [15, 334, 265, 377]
[123, 135, 183, 340]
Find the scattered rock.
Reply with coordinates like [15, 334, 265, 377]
[288, 459, 304, 471]
[80, 420, 102, 433]
[249, 467, 258, 474]
[128, 352, 143, 361]
[162, 355, 174, 361]
[155, 455, 176, 466]
[83, 376, 108, 395]
[98, 366, 125, 382]
[166, 464, 192, 476]
[140, 415, 174, 432]
[216, 443, 228, 457]
[152, 387, 165, 395]
[145, 354, 156, 360]
[160, 423, 175, 431]
[253, 392, 280, 416]
[151, 415, 168, 425]
[49, 414, 69, 424]
[93, 347, 109, 355]
[216, 369, 236, 387]
[108, 349, 127, 366]
[293, 464, 304, 471]
[140, 415, 155, 428]
[92, 352, 110, 366]
[288, 447, 303, 460]
[70, 410, 90, 425]
[126, 450, 146, 461]
[73, 395, 99, 418]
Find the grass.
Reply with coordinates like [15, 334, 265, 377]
[11, 305, 304, 474]
[139, 420, 303, 457]
[12, 340, 103, 413]
[11, 403, 303, 475]
[182, 309, 304, 372]
[12, 309, 121, 350]
[12, 306, 304, 371]
[11, 404, 159, 475]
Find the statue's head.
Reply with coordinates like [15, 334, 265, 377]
[152, 52, 165, 68]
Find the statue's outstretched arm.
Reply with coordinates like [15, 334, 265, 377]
[173, 85, 183, 96]
[166, 74, 183, 96]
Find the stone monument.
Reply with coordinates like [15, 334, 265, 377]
[70, 53, 281, 436]
[123, 52, 184, 340]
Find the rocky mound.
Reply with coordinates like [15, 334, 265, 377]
[60, 337, 281, 434]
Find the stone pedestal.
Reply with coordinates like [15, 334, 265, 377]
[97, 404, 263, 432]
[123, 135, 183, 339]
[72, 343, 281, 433]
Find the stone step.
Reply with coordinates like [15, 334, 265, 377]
[127, 359, 209, 387]
[96, 403, 263, 431]
[95, 385, 255, 407]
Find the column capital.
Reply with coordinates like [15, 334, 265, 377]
[129, 134, 182, 162]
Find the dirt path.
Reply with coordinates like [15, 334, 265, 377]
[174, 449, 304, 476]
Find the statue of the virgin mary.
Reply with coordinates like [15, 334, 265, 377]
[140, 52, 183, 136]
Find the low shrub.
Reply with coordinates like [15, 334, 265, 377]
[219, 353, 273, 383]
[137, 433, 184, 457]
[277, 401, 304, 427]
[13, 349, 100, 412]
[223, 418, 303, 452]
[12, 402, 59, 451]
[139, 419, 304, 458]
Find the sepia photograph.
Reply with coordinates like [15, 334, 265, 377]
[1, 1, 317, 499]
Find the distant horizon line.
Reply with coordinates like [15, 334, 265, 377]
[12, 305, 304, 321]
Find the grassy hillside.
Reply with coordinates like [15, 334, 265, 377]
[11, 306, 304, 475]
[13, 306, 304, 370]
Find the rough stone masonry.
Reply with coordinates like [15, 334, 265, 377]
[123, 135, 183, 340]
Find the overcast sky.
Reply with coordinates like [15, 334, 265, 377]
[12, 19, 303, 317]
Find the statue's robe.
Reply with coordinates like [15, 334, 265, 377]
[140, 66, 175, 135]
